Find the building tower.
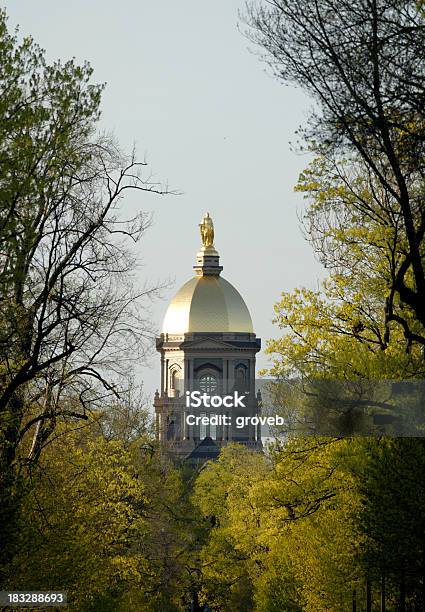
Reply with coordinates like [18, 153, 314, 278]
[154, 213, 262, 460]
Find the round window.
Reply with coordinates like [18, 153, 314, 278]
[199, 374, 218, 393]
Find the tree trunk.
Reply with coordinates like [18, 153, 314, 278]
[190, 588, 201, 612]
[381, 574, 386, 612]
[422, 546, 425, 612]
[366, 580, 372, 612]
[400, 567, 406, 612]
[0, 392, 24, 582]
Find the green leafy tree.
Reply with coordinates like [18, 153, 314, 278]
[259, 156, 425, 610]
[192, 440, 365, 611]
[0, 8, 166, 573]
[193, 446, 268, 610]
[242, 5, 425, 609]
[244, 0, 425, 345]
[357, 438, 425, 609]
[4, 414, 199, 611]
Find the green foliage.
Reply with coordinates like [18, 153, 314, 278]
[254, 156, 425, 607]
[253, 153, 425, 609]
[193, 446, 267, 610]
[265, 153, 424, 383]
[2, 419, 199, 611]
[0, 4, 163, 473]
[0, 7, 164, 577]
[245, 0, 425, 339]
[357, 438, 425, 606]
[192, 440, 365, 611]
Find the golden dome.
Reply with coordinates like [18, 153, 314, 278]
[162, 275, 253, 334]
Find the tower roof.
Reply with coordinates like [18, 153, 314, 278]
[162, 213, 254, 335]
[162, 275, 253, 334]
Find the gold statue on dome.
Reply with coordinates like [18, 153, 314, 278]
[199, 212, 215, 248]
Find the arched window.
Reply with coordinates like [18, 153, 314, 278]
[235, 364, 247, 390]
[199, 374, 218, 394]
[169, 365, 182, 395]
[236, 368, 246, 383]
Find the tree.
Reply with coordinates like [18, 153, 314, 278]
[244, 0, 425, 346]
[192, 440, 364, 611]
[193, 445, 269, 610]
[243, 5, 425, 607]
[263, 173, 425, 436]
[357, 438, 425, 610]
[261, 438, 364, 612]
[263, 166, 425, 435]
[0, 8, 167, 575]
[259, 151, 425, 611]
[3, 417, 196, 611]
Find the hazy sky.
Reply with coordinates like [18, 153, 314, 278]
[4, 0, 324, 396]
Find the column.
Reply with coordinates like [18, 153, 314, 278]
[189, 358, 194, 387]
[256, 389, 262, 442]
[249, 357, 256, 440]
[226, 411, 231, 441]
[223, 359, 229, 394]
[160, 411, 166, 441]
[160, 355, 165, 394]
[184, 358, 189, 392]
[184, 411, 188, 439]
[165, 358, 169, 395]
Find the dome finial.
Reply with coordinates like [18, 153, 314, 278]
[194, 212, 222, 277]
[199, 212, 215, 249]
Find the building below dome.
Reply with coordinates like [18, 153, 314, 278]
[154, 213, 262, 460]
